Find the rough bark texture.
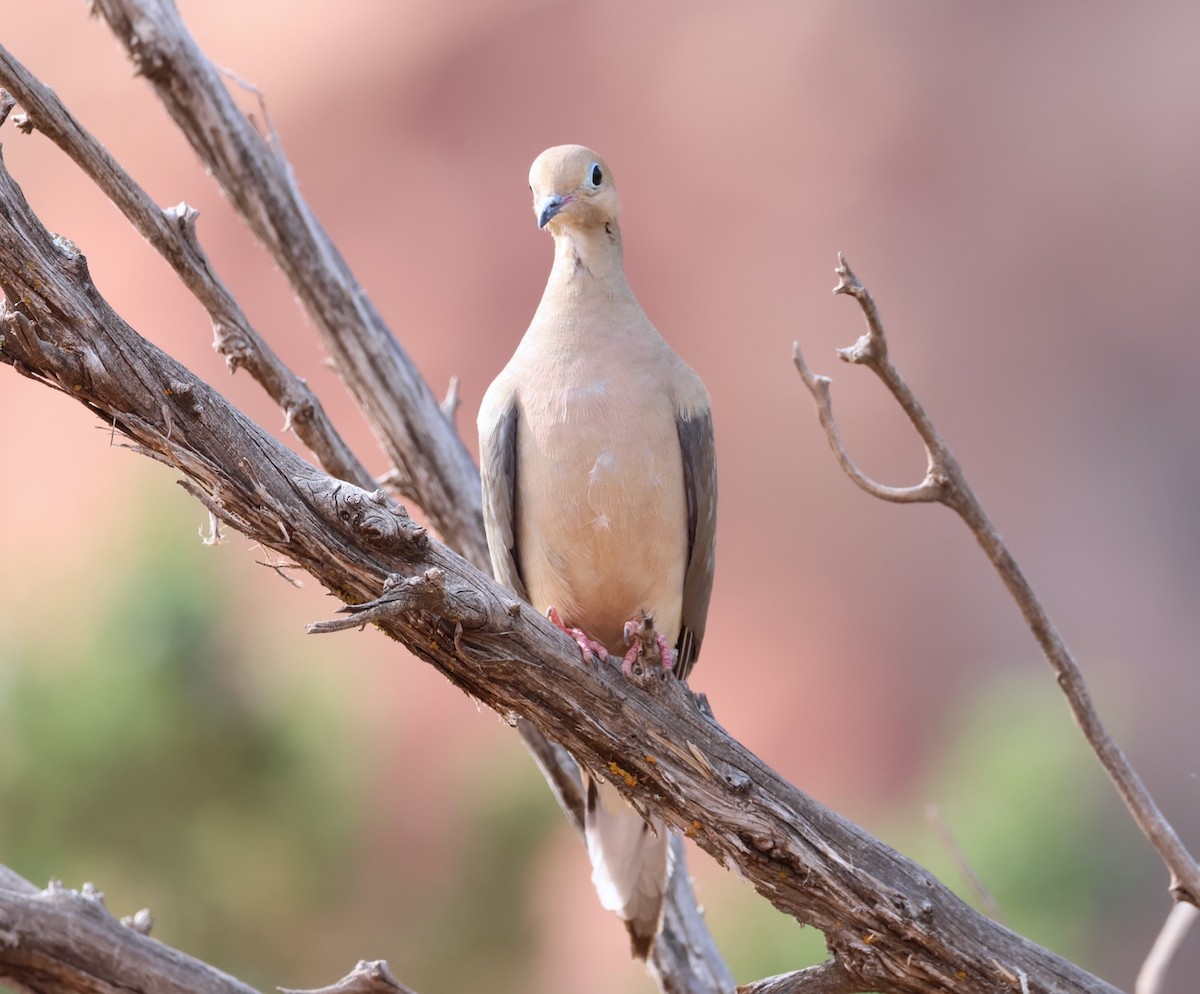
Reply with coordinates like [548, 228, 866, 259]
[0, 146, 1123, 993]
[92, 0, 489, 569]
[0, 873, 261, 994]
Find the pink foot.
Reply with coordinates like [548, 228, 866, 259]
[547, 606, 608, 663]
[621, 614, 675, 677]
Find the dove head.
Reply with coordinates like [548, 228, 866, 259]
[529, 145, 621, 233]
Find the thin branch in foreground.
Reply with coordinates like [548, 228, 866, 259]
[1135, 901, 1198, 994]
[794, 254, 1200, 909]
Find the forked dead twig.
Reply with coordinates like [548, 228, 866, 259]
[794, 254, 1200, 915]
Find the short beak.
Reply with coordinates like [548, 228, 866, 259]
[537, 194, 570, 229]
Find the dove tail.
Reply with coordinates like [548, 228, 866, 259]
[584, 773, 672, 959]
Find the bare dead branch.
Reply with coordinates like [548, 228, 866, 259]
[0, 875, 263, 994]
[0, 865, 36, 896]
[0, 45, 373, 492]
[90, 0, 488, 568]
[651, 834, 739, 994]
[516, 718, 587, 831]
[1136, 901, 1198, 994]
[282, 960, 419, 994]
[795, 254, 1200, 910]
[791, 341, 943, 503]
[0, 155, 1127, 993]
[737, 961, 861, 994]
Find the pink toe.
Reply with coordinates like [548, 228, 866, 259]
[621, 645, 639, 678]
[657, 634, 674, 672]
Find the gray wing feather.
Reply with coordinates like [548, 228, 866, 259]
[479, 401, 529, 601]
[674, 408, 717, 681]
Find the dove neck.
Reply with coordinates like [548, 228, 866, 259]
[548, 221, 628, 290]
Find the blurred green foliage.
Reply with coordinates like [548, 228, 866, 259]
[0, 502, 360, 987]
[0, 494, 564, 992]
[397, 762, 561, 994]
[910, 670, 1125, 958]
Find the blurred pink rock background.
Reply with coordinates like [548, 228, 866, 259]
[1, 3, 1197, 992]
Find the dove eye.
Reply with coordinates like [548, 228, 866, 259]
[588, 163, 603, 188]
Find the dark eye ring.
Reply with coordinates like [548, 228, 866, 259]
[590, 163, 603, 187]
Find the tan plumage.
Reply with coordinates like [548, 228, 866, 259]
[478, 145, 717, 958]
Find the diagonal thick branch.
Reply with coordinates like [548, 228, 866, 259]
[0, 147, 1124, 994]
[0, 870, 261, 994]
[0, 47, 372, 492]
[0, 866, 422, 994]
[91, 0, 488, 568]
[0, 24, 725, 992]
[793, 253, 1200, 910]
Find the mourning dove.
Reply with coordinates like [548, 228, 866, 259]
[477, 144, 718, 958]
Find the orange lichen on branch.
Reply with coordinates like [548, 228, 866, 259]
[607, 761, 638, 788]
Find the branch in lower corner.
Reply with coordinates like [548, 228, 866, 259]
[737, 961, 860, 994]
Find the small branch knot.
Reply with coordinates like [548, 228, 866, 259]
[162, 201, 200, 239]
[0, 89, 16, 128]
[282, 394, 315, 432]
[835, 334, 876, 366]
[294, 476, 426, 552]
[281, 959, 419, 994]
[724, 768, 752, 794]
[832, 252, 865, 299]
[79, 881, 107, 909]
[51, 232, 82, 261]
[121, 908, 154, 935]
[440, 374, 461, 423]
[308, 567, 493, 636]
[212, 320, 255, 370]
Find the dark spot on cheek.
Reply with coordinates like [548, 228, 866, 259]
[605, 221, 613, 237]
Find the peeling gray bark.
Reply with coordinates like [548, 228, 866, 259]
[0, 877, 262, 994]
